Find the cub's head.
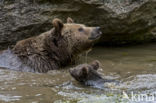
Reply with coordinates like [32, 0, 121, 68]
[69, 60, 102, 84]
[52, 17, 102, 55]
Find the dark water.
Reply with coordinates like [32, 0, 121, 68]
[0, 43, 156, 103]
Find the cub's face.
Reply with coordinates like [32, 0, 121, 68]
[69, 60, 100, 83]
[52, 17, 102, 55]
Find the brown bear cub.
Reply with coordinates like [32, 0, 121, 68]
[70, 60, 116, 88]
[0, 18, 102, 73]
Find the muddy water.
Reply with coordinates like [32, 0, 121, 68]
[0, 44, 156, 103]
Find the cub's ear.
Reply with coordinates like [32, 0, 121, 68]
[67, 17, 74, 23]
[52, 18, 64, 34]
[90, 60, 100, 70]
[81, 67, 88, 75]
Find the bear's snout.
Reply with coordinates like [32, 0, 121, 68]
[96, 27, 101, 31]
[89, 27, 102, 40]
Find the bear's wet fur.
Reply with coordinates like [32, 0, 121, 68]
[69, 60, 115, 87]
[0, 18, 102, 73]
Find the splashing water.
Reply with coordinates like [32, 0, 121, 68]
[0, 48, 33, 72]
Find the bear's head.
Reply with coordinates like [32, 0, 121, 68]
[52, 17, 102, 55]
[69, 60, 103, 84]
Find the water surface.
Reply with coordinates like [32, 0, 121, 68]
[0, 43, 156, 103]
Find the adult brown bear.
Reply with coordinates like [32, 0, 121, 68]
[0, 17, 102, 73]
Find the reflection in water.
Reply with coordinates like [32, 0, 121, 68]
[0, 43, 156, 102]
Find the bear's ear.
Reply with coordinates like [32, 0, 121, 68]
[90, 60, 100, 70]
[52, 18, 64, 34]
[67, 17, 74, 23]
[81, 67, 88, 75]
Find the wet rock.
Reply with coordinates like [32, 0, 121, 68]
[76, 0, 156, 45]
[0, 0, 156, 49]
[0, 0, 52, 49]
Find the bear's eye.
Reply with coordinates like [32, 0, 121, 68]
[78, 28, 84, 32]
